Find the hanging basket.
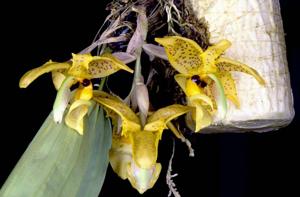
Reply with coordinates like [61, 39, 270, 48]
[189, 0, 295, 133]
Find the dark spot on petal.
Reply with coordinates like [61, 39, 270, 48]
[82, 79, 91, 87]
[200, 81, 207, 88]
[191, 75, 201, 85]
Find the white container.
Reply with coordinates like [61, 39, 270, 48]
[189, 0, 294, 132]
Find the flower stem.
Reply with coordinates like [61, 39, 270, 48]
[98, 77, 106, 91]
[134, 48, 143, 83]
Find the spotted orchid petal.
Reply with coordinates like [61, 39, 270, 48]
[216, 57, 266, 85]
[205, 40, 232, 59]
[68, 53, 133, 79]
[64, 99, 92, 135]
[129, 130, 161, 169]
[198, 41, 231, 76]
[67, 53, 93, 79]
[204, 82, 218, 110]
[19, 61, 71, 88]
[208, 73, 227, 119]
[93, 95, 141, 136]
[95, 53, 134, 74]
[197, 40, 231, 76]
[144, 104, 192, 135]
[93, 91, 120, 130]
[218, 71, 240, 108]
[155, 36, 203, 75]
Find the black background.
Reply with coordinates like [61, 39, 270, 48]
[1, 1, 299, 197]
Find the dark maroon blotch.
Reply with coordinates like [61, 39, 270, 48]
[82, 79, 91, 87]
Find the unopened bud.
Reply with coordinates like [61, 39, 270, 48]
[135, 82, 149, 126]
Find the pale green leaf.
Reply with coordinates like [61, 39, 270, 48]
[0, 103, 112, 197]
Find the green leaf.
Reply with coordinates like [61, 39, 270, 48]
[0, 103, 112, 197]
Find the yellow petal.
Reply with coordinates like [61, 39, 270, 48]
[75, 83, 93, 101]
[189, 93, 214, 110]
[130, 130, 160, 169]
[144, 104, 191, 135]
[208, 73, 227, 119]
[72, 53, 93, 68]
[198, 52, 219, 76]
[198, 40, 230, 76]
[64, 99, 92, 135]
[205, 40, 231, 59]
[127, 162, 161, 194]
[87, 53, 133, 78]
[176, 74, 215, 110]
[52, 71, 66, 90]
[19, 61, 70, 88]
[67, 53, 94, 79]
[177, 76, 214, 110]
[174, 74, 189, 95]
[53, 76, 77, 123]
[93, 91, 120, 125]
[185, 78, 204, 97]
[93, 90, 121, 101]
[93, 96, 141, 136]
[166, 122, 184, 139]
[155, 36, 203, 75]
[102, 53, 134, 73]
[203, 82, 217, 110]
[186, 100, 212, 132]
[216, 57, 266, 85]
[218, 71, 240, 108]
[175, 74, 203, 96]
[109, 134, 132, 180]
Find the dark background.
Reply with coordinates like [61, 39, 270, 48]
[1, 1, 299, 197]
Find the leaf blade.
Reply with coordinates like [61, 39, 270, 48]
[0, 104, 112, 197]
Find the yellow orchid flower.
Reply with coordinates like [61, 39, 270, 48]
[19, 53, 133, 135]
[93, 91, 191, 194]
[155, 36, 265, 132]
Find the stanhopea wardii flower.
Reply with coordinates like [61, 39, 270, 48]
[155, 36, 266, 132]
[19, 53, 133, 134]
[93, 91, 191, 194]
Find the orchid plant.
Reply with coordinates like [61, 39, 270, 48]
[2, 0, 267, 196]
[19, 53, 133, 134]
[93, 90, 191, 193]
[154, 36, 266, 132]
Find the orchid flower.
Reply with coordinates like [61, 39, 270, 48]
[154, 36, 266, 132]
[93, 91, 191, 194]
[19, 53, 133, 135]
